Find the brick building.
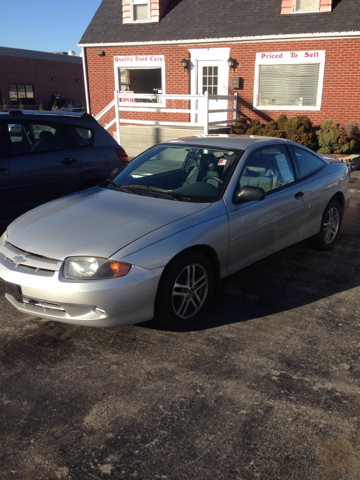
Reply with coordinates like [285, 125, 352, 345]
[0, 47, 85, 110]
[79, 0, 360, 154]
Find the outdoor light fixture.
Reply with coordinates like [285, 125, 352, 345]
[51, 77, 56, 81]
[227, 57, 236, 70]
[97, 50, 105, 56]
[76, 79, 80, 82]
[181, 58, 189, 70]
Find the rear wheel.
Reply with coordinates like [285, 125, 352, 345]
[313, 199, 342, 250]
[155, 251, 214, 330]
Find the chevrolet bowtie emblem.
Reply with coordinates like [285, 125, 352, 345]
[11, 254, 29, 265]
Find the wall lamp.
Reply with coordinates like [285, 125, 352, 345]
[181, 58, 189, 70]
[97, 50, 105, 56]
[51, 77, 56, 81]
[227, 57, 237, 71]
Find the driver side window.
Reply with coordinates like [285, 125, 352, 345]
[239, 145, 295, 193]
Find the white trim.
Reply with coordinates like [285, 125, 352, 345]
[79, 31, 360, 48]
[253, 50, 325, 111]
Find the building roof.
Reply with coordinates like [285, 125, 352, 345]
[0, 46, 83, 63]
[79, 0, 360, 46]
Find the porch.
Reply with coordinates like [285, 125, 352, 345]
[95, 91, 239, 157]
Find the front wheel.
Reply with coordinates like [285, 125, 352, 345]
[312, 199, 342, 250]
[155, 251, 215, 330]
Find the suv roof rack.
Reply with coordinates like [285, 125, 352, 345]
[3, 110, 95, 122]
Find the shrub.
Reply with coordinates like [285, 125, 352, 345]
[1, 99, 7, 111]
[230, 117, 250, 135]
[317, 120, 357, 154]
[38, 100, 45, 111]
[230, 114, 317, 149]
[285, 115, 317, 149]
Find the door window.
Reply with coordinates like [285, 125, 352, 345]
[239, 145, 295, 193]
[202, 66, 218, 95]
[7, 122, 68, 155]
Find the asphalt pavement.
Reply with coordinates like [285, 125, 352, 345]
[1, 172, 360, 479]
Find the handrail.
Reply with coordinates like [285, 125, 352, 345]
[95, 91, 238, 143]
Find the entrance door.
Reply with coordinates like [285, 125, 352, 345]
[197, 60, 228, 125]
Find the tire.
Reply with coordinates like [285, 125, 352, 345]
[154, 251, 215, 330]
[313, 199, 343, 250]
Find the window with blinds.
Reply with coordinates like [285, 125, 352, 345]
[258, 63, 320, 107]
[294, 0, 319, 11]
[132, 0, 149, 21]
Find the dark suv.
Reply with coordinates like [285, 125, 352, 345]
[0, 110, 128, 232]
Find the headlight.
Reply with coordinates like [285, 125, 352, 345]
[63, 257, 131, 280]
[0, 230, 8, 245]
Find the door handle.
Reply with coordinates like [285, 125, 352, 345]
[295, 192, 305, 199]
[0, 168, 7, 172]
[61, 157, 77, 165]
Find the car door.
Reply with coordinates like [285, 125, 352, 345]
[226, 144, 310, 274]
[0, 121, 16, 230]
[7, 120, 82, 217]
[288, 145, 331, 238]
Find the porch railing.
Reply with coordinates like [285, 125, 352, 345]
[95, 91, 238, 143]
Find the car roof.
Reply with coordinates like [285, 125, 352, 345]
[165, 134, 293, 150]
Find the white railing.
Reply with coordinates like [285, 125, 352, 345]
[95, 91, 238, 143]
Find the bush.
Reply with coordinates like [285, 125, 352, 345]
[317, 120, 358, 154]
[230, 114, 317, 149]
[285, 115, 317, 149]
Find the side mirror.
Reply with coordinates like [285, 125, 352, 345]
[233, 185, 266, 204]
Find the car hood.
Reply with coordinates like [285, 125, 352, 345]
[8, 187, 211, 260]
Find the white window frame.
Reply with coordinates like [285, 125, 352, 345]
[114, 55, 166, 107]
[132, 0, 150, 22]
[253, 50, 326, 111]
[293, 0, 320, 13]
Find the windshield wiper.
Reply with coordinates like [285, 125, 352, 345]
[104, 178, 120, 188]
[119, 185, 184, 201]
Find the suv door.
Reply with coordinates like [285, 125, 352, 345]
[6, 120, 82, 217]
[0, 122, 16, 231]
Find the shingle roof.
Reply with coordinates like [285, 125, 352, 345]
[79, 0, 360, 45]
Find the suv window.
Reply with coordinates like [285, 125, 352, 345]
[66, 125, 94, 148]
[8, 121, 68, 155]
[291, 146, 326, 179]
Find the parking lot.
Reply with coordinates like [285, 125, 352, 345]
[1, 172, 360, 480]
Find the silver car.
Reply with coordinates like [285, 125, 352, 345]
[0, 135, 350, 330]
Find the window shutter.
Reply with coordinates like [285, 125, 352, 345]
[258, 63, 320, 107]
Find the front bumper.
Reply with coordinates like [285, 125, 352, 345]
[0, 242, 162, 327]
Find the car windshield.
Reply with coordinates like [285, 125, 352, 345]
[105, 143, 243, 202]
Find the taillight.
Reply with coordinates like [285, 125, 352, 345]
[115, 148, 129, 165]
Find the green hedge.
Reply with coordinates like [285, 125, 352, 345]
[230, 115, 359, 154]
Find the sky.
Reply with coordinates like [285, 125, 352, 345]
[0, 0, 103, 56]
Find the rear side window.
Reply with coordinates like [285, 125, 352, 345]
[291, 146, 326, 179]
[66, 126, 94, 148]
